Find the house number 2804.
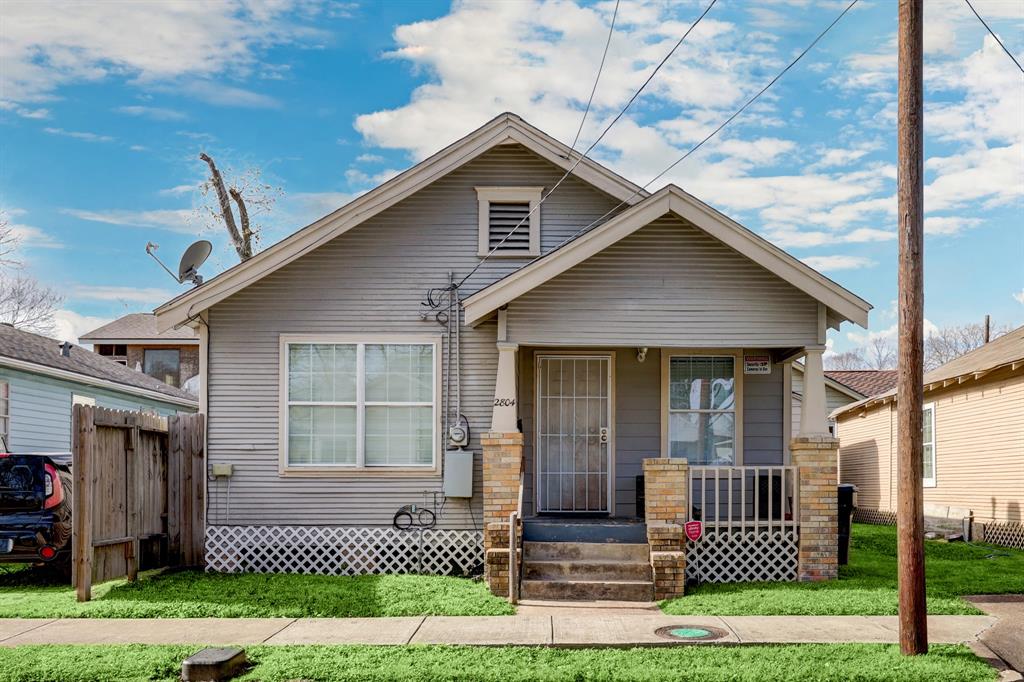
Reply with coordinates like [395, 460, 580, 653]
[494, 398, 516, 407]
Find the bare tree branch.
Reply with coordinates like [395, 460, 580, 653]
[864, 336, 897, 370]
[0, 214, 21, 269]
[199, 152, 248, 260]
[0, 274, 63, 336]
[228, 186, 253, 260]
[825, 349, 867, 371]
[925, 321, 1009, 370]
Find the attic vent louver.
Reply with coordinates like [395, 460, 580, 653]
[488, 202, 532, 252]
[476, 187, 542, 258]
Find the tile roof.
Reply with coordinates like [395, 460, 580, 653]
[80, 313, 196, 342]
[824, 370, 898, 398]
[0, 323, 197, 403]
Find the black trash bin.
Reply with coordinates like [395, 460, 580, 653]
[838, 483, 858, 565]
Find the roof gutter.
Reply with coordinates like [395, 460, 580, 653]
[0, 356, 198, 409]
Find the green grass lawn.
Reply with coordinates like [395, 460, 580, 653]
[663, 522, 1024, 616]
[0, 644, 997, 682]
[0, 565, 512, 618]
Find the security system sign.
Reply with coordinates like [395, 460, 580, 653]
[743, 354, 772, 375]
[684, 520, 703, 542]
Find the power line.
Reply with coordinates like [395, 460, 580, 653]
[458, 0, 719, 287]
[963, 0, 1024, 74]
[571, 0, 621, 152]
[545, 0, 862, 255]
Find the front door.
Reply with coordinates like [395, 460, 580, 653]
[536, 355, 612, 514]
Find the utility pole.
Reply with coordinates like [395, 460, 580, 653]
[897, 0, 927, 656]
[984, 314, 991, 344]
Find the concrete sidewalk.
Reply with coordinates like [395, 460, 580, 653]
[0, 614, 997, 647]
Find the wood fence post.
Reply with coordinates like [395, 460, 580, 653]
[72, 404, 95, 601]
[124, 413, 139, 582]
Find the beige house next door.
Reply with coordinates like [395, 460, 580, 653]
[535, 354, 612, 514]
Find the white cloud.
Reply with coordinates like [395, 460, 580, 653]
[801, 255, 876, 272]
[1014, 290, 1024, 305]
[72, 285, 176, 304]
[129, 145, 147, 152]
[923, 216, 983, 236]
[115, 105, 187, 121]
[42, 127, 113, 142]
[158, 184, 198, 197]
[0, 99, 49, 118]
[52, 309, 112, 345]
[59, 208, 195, 234]
[176, 81, 281, 109]
[0, 1, 325, 104]
[6, 223, 63, 249]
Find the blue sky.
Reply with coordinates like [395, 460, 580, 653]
[1, 0, 1021, 357]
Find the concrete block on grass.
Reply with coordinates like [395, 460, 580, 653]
[182, 647, 248, 682]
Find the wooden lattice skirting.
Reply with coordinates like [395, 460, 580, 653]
[854, 509, 897, 526]
[980, 522, 1024, 551]
[205, 525, 484, 576]
[686, 529, 799, 583]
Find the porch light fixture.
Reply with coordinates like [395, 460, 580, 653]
[637, 347, 648, 363]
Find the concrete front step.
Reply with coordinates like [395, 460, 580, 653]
[521, 578, 655, 602]
[522, 541, 650, 562]
[522, 520, 648, 544]
[523, 559, 653, 582]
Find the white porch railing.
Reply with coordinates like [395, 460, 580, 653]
[686, 466, 800, 583]
[687, 465, 800, 534]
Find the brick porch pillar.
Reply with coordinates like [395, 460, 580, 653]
[791, 435, 840, 581]
[643, 458, 688, 599]
[482, 431, 523, 596]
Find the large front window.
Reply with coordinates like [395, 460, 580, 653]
[668, 356, 736, 465]
[144, 349, 181, 387]
[283, 339, 436, 469]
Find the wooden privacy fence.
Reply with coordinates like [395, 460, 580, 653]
[72, 405, 205, 601]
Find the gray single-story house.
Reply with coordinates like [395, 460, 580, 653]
[0, 323, 197, 453]
[155, 114, 872, 597]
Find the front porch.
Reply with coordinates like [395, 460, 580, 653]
[480, 332, 840, 601]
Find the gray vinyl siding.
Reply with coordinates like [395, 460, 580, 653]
[742, 363, 785, 465]
[0, 366, 188, 453]
[505, 216, 820, 347]
[205, 145, 625, 528]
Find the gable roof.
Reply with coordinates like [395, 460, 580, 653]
[825, 370, 897, 397]
[832, 325, 1024, 418]
[80, 313, 197, 344]
[463, 185, 872, 328]
[154, 112, 648, 332]
[0, 323, 197, 407]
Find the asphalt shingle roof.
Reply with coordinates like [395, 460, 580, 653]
[824, 370, 898, 398]
[0, 323, 197, 403]
[79, 313, 196, 342]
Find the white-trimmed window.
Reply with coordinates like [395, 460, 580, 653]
[922, 402, 936, 487]
[475, 187, 542, 257]
[0, 381, 9, 450]
[667, 356, 737, 465]
[281, 337, 438, 471]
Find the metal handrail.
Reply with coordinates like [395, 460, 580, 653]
[508, 467, 526, 604]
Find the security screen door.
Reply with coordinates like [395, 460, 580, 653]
[536, 355, 611, 513]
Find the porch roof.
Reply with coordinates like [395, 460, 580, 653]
[463, 185, 872, 330]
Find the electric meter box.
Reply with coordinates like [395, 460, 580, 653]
[443, 449, 474, 498]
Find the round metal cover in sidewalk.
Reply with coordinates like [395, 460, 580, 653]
[655, 625, 729, 642]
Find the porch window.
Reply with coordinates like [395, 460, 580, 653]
[668, 356, 736, 465]
[283, 339, 436, 470]
[922, 402, 936, 487]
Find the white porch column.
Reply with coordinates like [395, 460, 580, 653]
[491, 342, 519, 432]
[799, 347, 830, 436]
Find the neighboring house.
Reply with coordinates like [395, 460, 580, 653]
[833, 326, 1024, 548]
[80, 313, 199, 390]
[154, 114, 872, 592]
[0, 323, 197, 453]
[790, 366, 896, 436]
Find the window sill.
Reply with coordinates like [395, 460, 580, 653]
[477, 250, 540, 258]
[279, 465, 441, 478]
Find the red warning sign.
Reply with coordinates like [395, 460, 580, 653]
[684, 520, 703, 542]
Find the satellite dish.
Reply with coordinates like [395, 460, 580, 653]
[177, 240, 213, 285]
